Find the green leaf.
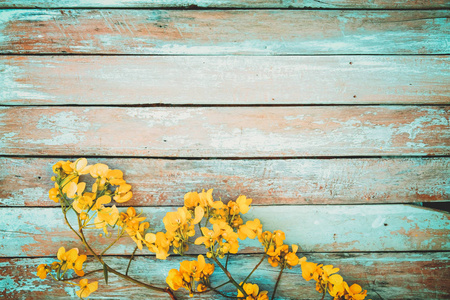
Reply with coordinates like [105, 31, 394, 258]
[103, 263, 109, 285]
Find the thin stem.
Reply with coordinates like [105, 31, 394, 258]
[100, 228, 125, 256]
[212, 256, 247, 298]
[192, 280, 231, 295]
[213, 280, 231, 290]
[320, 284, 327, 300]
[242, 253, 267, 285]
[225, 253, 230, 270]
[271, 266, 285, 300]
[207, 286, 236, 299]
[126, 246, 139, 276]
[59, 201, 177, 299]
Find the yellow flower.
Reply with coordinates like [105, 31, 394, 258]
[238, 219, 262, 240]
[89, 163, 109, 179]
[299, 257, 321, 281]
[166, 255, 215, 296]
[91, 195, 111, 211]
[343, 283, 368, 300]
[107, 169, 126, 185]
[56, 247, 87, 276]
[184, 191, 200, 208]
[70, 158, 92, 176]
[166, 269, 184, 291]
[144, 231, 172, 259]
[113, 184, 133, 203]
[49, 185, 60, 203]
[273, 230, 285, 247]
[328, 274, 345, 297]
[267, 244, 298, 268]
[285, 244, 300, 267]
[94, 205, 119, 234]
[76, 279, 98, 298]
[195, 222, 239, 258]
[72, 192, 95, 213]
[236, 195, 252, 214]
[66, 182, 85, 199]
[163, 207, 190, 232]
[237, 283, 269, 300]
[198, 189, 214, 207]
[36, 264, 49, 279]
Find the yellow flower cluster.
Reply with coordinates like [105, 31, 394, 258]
[36, 247, 98, 299]
[36, 247, 86, 279]
[237, 283, 269, 300]
[118, 207, 149, 249]
[138, 189, 254, 260]
[42, 158, 371, 299]
[192, 191, 253, 258]
[166, 255, 214, 297]
[299, 257, 368, 300]
[49, 158, 143, 239]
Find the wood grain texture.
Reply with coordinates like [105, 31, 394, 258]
[2, 55, 449, 105]
[1, 0, 449, 9]
[1, 10, 449, 55]
[1, 205, 449, 257]
[1, 106, 449, 157]
[1, 157, 449, 207]
[1, 253, 449, 299]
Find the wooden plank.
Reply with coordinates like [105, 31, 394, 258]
[1, 157, 449, 207]
[1, 205, 449, 257]
[1, 0, 449, 9]
[1, 10, 448, 55]
[2, 56, 449, 105]
[1, 253, 449, 299]
[1, 106, 448, 157]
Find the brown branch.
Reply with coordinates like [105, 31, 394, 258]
[271, 266, 284, 300]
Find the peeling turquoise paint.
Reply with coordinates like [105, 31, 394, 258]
[26, 111, 91, 146]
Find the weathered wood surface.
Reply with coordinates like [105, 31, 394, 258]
[1, 10, 449, 55]
[2, 0, 449, 9]
[1, 106, 448, 157]
[1, 205, 449, 257]
[2, 56, 449, 105]
[1, 253, 449, 299]
[1, 157, 449, 207]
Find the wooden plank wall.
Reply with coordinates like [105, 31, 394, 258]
[0, 0, 449, 299]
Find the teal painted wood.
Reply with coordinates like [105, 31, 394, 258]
[1, 253, 449, 299]
[1, 0, 449, 9]
[1, 157, 449, 207]
[1, 106, 449, 157]
[2, 56, 449, 105]
[1, 205, 448, 257]
[0, 10, 449, 54]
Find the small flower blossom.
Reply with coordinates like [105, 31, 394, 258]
[237, 283, 269, 300]
[57, 247, 87, 276]
[113, 183, 133, 203]
[166, 255, 214, 297]
[36, 264, 50, 279]
[94, 205, 119, 234]
[76, 279, 98, 298]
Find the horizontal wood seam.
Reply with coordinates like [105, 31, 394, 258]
[2, 155, 450, 159]
[2, 53, 450, 57]
[2, 104, 450, 108]
[0, 7, 449, 11]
